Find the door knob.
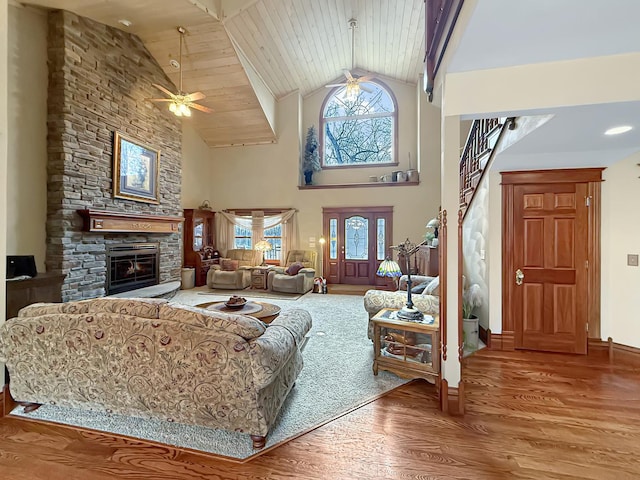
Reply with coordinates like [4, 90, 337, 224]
[515, 269, 524, 286]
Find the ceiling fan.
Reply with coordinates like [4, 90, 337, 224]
[325, 18, 374, 98]
[148, 26, 213, 117]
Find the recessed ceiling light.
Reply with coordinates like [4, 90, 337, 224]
[605, 125, 633, 135]
[118, 19, 132, 27]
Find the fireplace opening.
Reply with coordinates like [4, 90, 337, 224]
[107, 243, 159, 295]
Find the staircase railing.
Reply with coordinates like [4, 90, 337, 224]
[459, 117, 517, 214]
[459, 118, 500, 207]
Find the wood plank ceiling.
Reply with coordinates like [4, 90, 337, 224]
[224, 0, 426, 99]
[23, 0, 426, 146]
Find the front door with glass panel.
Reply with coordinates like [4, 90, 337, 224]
[323, 207, 393, 285]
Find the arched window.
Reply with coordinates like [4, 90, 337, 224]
[320, 80, 397, 167]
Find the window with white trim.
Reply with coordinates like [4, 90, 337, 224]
[321, 80, 397, 167]
[233, 224, 252, 250]
[232, 220, 282, 263]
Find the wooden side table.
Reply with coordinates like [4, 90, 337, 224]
[372, 308, 440, 387]
[250, 266, 270, 289]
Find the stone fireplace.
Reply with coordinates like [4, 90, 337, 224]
[45, 11, 184, 301]
[106, 243, 159, 295]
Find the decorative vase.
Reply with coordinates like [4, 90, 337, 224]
[304, 171, 313, 185]
[462, 315, 479, 351]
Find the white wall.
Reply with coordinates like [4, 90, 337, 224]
[209, 81, 442, 254]
[487, 170, 502, 334]
[444, 53, 640, 117]
[462, 171, 489, 329]
[181, 123, 214, 209]
[1, 0, 9, 385]
[601, 151, 640, 348]
[7, 5, 47, 270]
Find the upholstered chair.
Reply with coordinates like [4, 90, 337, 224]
[207, 249, 262, 290]
[363, 276, 441, 340]
[267, 250, 317, 294]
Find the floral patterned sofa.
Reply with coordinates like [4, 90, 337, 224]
[363, 275, 440, 340]
[0, 297, 311, 449]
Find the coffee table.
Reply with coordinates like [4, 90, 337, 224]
[196, 301, 281, 323]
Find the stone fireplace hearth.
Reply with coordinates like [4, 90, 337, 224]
[106, 243, 159, 295]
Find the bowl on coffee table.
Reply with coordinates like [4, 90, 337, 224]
[224, 295, 247, 309]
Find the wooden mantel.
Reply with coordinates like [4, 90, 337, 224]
[77, 209, 183, 234]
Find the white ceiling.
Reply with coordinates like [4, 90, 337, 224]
[493, 102, 640, 171]
[449, 0, 640, 73]
[449, 0, 640, 169]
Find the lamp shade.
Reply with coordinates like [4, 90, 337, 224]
[376, 258, 402, 278]
[426, 218, 439, 230]
[254, 240, 272, 252]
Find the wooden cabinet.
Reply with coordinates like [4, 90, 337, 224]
[6, 273, 66, 319]
[416, 245, 439, 277]
[183, 209, 216, 287]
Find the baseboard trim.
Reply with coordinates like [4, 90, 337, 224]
[588, 338, 610, 357]
[488, 331, 515, 351]
[488, 335, 640, 364]
[479, 326, 490, 348]
[589, 337, 640, 365]
[440, 379, 464, 415]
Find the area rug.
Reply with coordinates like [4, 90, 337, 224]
[10, 293, 408, 461]
[195, 285, 303, 301]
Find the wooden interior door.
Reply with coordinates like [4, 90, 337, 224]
[323, 207, 393, 286]
[509, 180, 590, 354]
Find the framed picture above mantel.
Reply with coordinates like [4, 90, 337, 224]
[113, 132, 160, 204]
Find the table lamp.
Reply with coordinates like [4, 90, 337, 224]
[376, 258, 402, 290]
[391, 238, 428, 321]
[254, 240, 272, 266]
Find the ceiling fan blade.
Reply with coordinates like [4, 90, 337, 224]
[357, 74, 374, 82]
[184, 91, 205, 102]
[152, 83, 176, 98]
[148, 98, 174, 102]
[325, 83, 347, 88]
[189, 103, 213, 113]
[359, 85, 374, 93]
[343, 69, 355, 82]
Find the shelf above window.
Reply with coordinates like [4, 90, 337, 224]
[298, 181, 420, 190]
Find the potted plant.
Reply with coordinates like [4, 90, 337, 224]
[462, 283, 482, 351]
[302, 125, 321, 185]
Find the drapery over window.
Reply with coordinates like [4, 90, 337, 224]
[216, 209, 299, 265]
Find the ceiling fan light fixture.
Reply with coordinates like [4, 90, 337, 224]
[169, 101, 191, 117]
[345, 82, 360, 100]
[180, 104, 191, 117]
[148, 26, 212, 117]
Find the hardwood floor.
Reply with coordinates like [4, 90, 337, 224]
[1, 349, 639, 479]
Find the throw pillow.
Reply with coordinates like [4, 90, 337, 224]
[221, 259, 239, 271]
[411, 283, 427, 294]
[424, 276, 440, 296]
[286, 262, 304, 276]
